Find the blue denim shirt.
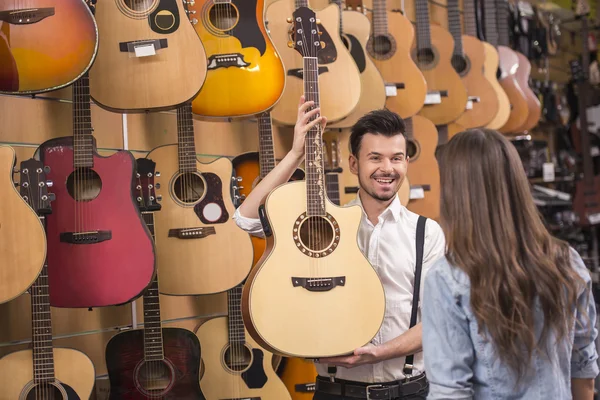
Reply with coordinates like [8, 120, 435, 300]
[422, 249, 599, 399]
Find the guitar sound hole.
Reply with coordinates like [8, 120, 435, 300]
[209, 3, 239, 31]
[136, 360, 174, 394]
[173, 172, 205, 204]
[299, 216, 335, 252]
[66, 168, 102, 202]
[123, 0, 156, 12]
[25, 383, 65, 400]
[416, 48, 435, 66]
[451, 54, 468, 75]
[224, 343, 252, 372]
[371, 35, 393, 55]
[407, 140, 420, 162]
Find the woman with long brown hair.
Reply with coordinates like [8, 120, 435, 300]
[422, 129, 599, 399]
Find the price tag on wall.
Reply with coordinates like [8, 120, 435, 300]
[542, 163, 555, 182]
[409, 187, 425, 200]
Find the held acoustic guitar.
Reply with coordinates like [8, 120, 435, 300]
[38, 73, 156, 308]
[0, 159, 96, 400]
[232, 112, 305, 266]
[242, 7, 385, 358]
[363, 0, 427, 119]
[106, 159, 203, 399]
[447, 0, 498, 128]
[189, 0, 285, 118]
[196, 285, 291, 400]
[0, 146, 45, 305]
[268, 0, 362, 125]
[89, 0, 207, 112]
[413, 0, 468, 125]
[327, 0, 386, 128]
[0, 0, 97, 94]
[147, 103, 253, 295]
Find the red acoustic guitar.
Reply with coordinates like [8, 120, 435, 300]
[38, 73, 156, 308]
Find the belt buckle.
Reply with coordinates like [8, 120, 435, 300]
[366, 384, 384, 400]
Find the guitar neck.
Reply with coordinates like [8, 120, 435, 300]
[296, 0, 310, 8]
[495, 0, 510, 46]
[463, 0, 478, 37]
[483, 0, 499, 46]
[331, 0, 344, 34]
[72, 73, 94, 169]
[447, 0, 464, 55]
[176, 103, 197, 173]
[372, 0, 389, 36]
[325, 173, 341, 205]
[415, 0, 432, 51]
[258, 112, 276, 179]
[304, 57, 327, 217]
[227, 285, 246, 346]
[141, 212, 164, 361]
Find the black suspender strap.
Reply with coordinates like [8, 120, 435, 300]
[403, 216, 427, 377]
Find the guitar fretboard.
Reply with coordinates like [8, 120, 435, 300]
[177, 103, 197, 173]
[463, 0, 478, 37]
[142, 212, 164, 361]
[372, 0, 389, 36]
[258, 112, 276, 179]
[73, 73, 93, 169]
[325, 173, 341, 205]
[447, 0, 464, 56]
[483, 0, 499, 46]
[295, 0, 309, 8]
[227, 285, 246, 345]
[496, 0, 510, 47]
[415, 0, 432, 51]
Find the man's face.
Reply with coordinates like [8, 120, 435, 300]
[349, 133, 408, 202]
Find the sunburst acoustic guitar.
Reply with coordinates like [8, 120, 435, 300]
[0, 0, 97, 94]
[189, 0, 285, 118]
[0, 159, 96, 400]
[363, 0, 427, 119]
[268, 0, 362, 125]
[0, 146, 45, 305]
[447, 0, 498, 128]
[147, 103, 254, 295]
[90, 0, 207, 112]
[413, 0, 468, 125]
[242, 7, 385, 358]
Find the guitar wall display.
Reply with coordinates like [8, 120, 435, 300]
[89, 0, 207, 112]
[242, 6, 385, 358]
[0, 159, 96, 400]
[105, 159, 203, 399]
[0, 0, 98, 94]
[267, 0, 362, 125]
[146, 103, 254, 295]
[38, 73, 156, 308]
[189, 0, 286, 118]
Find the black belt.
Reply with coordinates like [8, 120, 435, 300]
[315, 373, 428, 399]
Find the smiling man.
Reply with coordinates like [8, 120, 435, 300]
[233, 96, 445, 400]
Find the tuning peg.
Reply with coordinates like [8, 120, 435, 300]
[137, 196, 142, 202]
[185, 0, 195, 5]
[287, 17, 293, 23]
[46, 180, 53, 188]
[316, 19, 321, 24]
[44, 166, 51, 173]
[155, 183, 161, 189]
[288, 41, 294, 48]
[48, 193, 56, 201]
[191, 18, 198, 25]
[157, 195, 163, 202]
[12, 167, 19, 174]
[237, 177, 242, 182]
[240, 194, 247, 200]
[136, 173, 141, 178]
[238, 186, 244, 190]
[156, 172, 161, 177]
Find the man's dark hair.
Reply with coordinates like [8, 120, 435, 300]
[349, 109, 406, 156]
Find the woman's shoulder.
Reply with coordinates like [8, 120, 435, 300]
[427, 256, 472, 295]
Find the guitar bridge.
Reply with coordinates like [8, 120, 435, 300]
[60, 231, 112, 244]
[207, 54, 250, 70]
[0, 8, 55, 24]
[292, 277, 346, 292]
[168, 227, 216, 239]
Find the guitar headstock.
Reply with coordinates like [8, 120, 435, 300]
[331, 138, 341, 169]
[135, 158, 161, 213]
[573, 0, 591, 17]
[286, 7, 322, 58]
[18, 159, 54, 216]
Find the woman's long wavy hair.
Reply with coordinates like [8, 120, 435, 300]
[438, 129, 585, 380]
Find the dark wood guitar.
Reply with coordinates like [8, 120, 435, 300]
[0, 159, 96, 398]
[105, 159, 202, 399]
[38, 73, 156, 308]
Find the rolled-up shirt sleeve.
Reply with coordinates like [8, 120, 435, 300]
[233, 207, 265, 238]
[422, 263, 475, 400]
[570, 251, 599, 379]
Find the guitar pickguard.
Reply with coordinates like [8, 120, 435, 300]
[148, 0, 180, 35]
[241, 349, 268, 389]
[343, 33, 366, 73]
[230, 0, 266, 55]
[193, 172, 229, 224]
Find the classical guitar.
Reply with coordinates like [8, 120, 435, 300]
[268, 0, 362, 125]
[147, 103, 253, 295]
[404, 116, 440, 220]
[0, 145, 45, 304]
[89, 0, 207, 112]
[233, 112, 305, 266]
[572, 0, 600, 226]
[242, 7, 385, 358]
[447, 0, 498, 128]
[196, 285, 291, 400]
[279, 357, 317, 400]
[189, 0, 285, 118]
[364, 0, 427, 119]
[38, 73, 156, 308]
[0, 0, 97, 94]
[413, 0, 468, 125]
[481, 0, 528, 133]
[327, 0, 386, 128]
[513, 50, 542, 132]
[106, 159, 202, 399]
[0, 159, 96, 399]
